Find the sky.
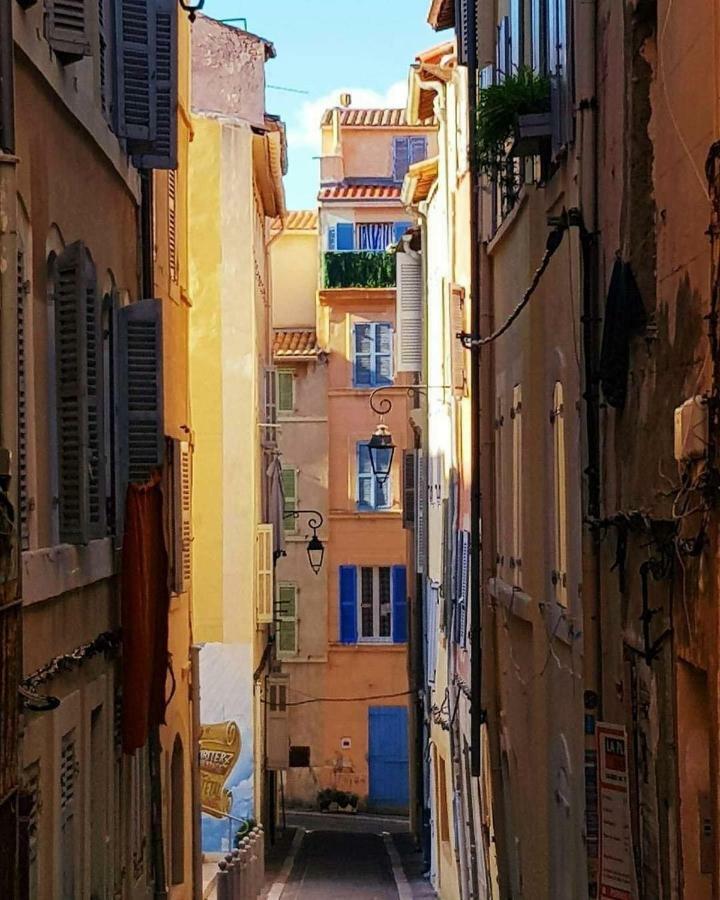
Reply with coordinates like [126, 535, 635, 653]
[200, 0, 439, 209]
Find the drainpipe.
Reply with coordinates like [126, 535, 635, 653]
[0, 0, 14, 155]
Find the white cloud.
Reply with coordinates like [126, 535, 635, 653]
[287, 80, 409, 152]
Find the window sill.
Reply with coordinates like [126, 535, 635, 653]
[330, 510, 402, 520]
[22, 537, 117, 607]
[329, 642, 406, 652]
[487, 576, 533, 623]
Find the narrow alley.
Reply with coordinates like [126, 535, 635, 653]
[2, 0, 720, 898]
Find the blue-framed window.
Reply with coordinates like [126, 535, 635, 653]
[357, 442, 391, 510]
[392, 137, 428, 182]
[338, 565, 407, 644]
[353, 322, 393, 387]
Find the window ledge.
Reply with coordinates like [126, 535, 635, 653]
[487, 576, 533, 623]
[329, 642, 406, 652]
[330, 511, 402, 520]
[22, 538, 117, 607]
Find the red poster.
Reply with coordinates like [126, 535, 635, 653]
[597, 723, 636, 900]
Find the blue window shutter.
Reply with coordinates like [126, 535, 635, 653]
[391, 566, 407, 643]
[132, 0, 178, 169]
[339, 566, 358, 643]
[393, 222, 410, 244]
[327, 227, 337, 251]
[409, 137, 427, 165]
[373, 323, 393, 386]
[114, 0, 157, 142]
[393, 138, 410, 181]
[336, 223, 354, 251]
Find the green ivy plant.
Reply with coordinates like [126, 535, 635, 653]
[476, 67, 551, 178]
[323, 251, 396, 289]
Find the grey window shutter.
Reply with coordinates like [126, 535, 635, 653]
[46, 0, 91, 62]
[132, 0, 178, 169]
[17, 244, 29, 551]
[116, 299, 164, 519]
[114, 0, 157, 142]
[455, 0, 469, 65]
[415, 449, 426, 574]
[402, 450, 415, 529]
[55, 241, 105, 544]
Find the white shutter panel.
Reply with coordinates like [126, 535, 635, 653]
[396, 252, 423, 372]
[172, 439, 191, 594]
[415, 449, 426, 574]
[256, 524, 274, 624]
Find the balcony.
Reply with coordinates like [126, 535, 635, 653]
[322, 251, 396, 289]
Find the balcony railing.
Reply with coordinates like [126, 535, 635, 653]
[322, 251, 396, 289]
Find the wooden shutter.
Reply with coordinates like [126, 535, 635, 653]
[55, 241, 105, 544]
[277, 370, 294, 412]
[450, 283, 467, 395]
[494, 396, 505, 577]
[552, 382, 568, 605]
[415, 449, 426, 574]
[281, 467, 297, 533]
[114, 0, 157, 142]
[339, 565, 358, 644]
[256, 524, 273, 624]
[393, 222, 410, 245]
[277, 584, 297, 656]
[454, 530, 469, 646]
[98, 0, 109, 115]
[455, 0, 469, 65]
[46, 0, 91, 62]
[396, 252, 423, 373]
[327, 227, 337, 251]
[402, 450, 415, 529]
[17, 245, 30, 551]
[511, 384, 522, 587]
[167, 169, 178, 282]
[263, 366, 277, 441]
[409, 137, 427, 165]
[60, 731, 78, 898]
[391, 565, 407, 643]
[509, 0, 522, 73]
[171, 439, 191, 594]
[392, 137, 410, 182]
[116, 299, 163, 524]
[132, 0, 178, 169]
[336, 223, 354, 251]
[498, 16, 511, 80]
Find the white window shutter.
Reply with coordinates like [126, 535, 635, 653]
[396, 252, 423, 373]
[450, 284, 467, 396]
[256, 524, 274, 624]
[172, 439, 191, 594]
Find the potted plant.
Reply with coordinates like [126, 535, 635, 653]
[317, 788, 333, 812]
[476, 67, 551, 177]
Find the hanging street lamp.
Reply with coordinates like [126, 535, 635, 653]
[283, 509, 325, 574]
[178, 0, 205, 22]
[368, 422, 396, 486]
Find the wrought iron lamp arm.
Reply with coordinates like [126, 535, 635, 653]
[368, 385, 449, 416]
[284, 508, 324, 532]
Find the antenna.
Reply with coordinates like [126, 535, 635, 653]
[340, 93, 352, 108]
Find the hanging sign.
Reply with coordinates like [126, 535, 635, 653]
[597, 723, 636, 900]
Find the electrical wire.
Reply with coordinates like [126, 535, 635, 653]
[264, 689, 414, 707]
[461, 224, 567, 347]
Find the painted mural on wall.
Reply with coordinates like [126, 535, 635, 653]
[199, 642, 254, 851]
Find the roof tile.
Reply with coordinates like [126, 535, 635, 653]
[318, 184, 403, 202]
[273, 329, 318, 358]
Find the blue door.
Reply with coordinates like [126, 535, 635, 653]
[368, 706, 409, 812]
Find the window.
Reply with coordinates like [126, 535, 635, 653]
[281, 467, 298, 532]
[356, 223, 394, 252]
[353, 322, 393, 388]
[357, 442, 391, 511]
[277, 370, 294, 413]
[170, 736, 184, 885]
[289, 746, 310, 767]
[392, 136, 428, 182]
[277, 583, 298, 655]
[511, 385, 523, 587]
[552, 382, 568, 605]
[339, 564, 407, 644]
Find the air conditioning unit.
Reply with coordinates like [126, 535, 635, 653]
[674, 396, 709, 462]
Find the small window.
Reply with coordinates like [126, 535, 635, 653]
[282, 467, 298, 533]
[392, 136, 428, 182]
[289, 746, 310, 767]
[277, 584, 298, 656]
[358, 566, 392, 641]
[277, 370, 294, 413]
[356, 223, 393, 252]
[353, 322, 393, 388]
[357, 443, 391, 511]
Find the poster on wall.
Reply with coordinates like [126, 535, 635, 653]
[597, 722, 636, 900]
[199, 642, 254, 852]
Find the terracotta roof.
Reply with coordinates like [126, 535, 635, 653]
[320, 108, 412, 128]
[273, 329, 318, 358]
[416, 40, 456, 66]
[402, 157, 439, 205]
[427, 0, 455, 30]
[277, 210, 318, 232]
[318, 184, 403, 202]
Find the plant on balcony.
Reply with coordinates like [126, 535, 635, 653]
[317, 788, 359, 813]
[323, 251, 396, 289]
[476, 67, 551, 178]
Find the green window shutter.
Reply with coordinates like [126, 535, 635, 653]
[55, 241, 105, 544]
[115, 298, 164, 530]
[277, 370, 294, 413]
[46, 0, 91, 63]
[277, 584, 297, 655]
[132, 0, 179, 169]
[281, 467, 297, 532]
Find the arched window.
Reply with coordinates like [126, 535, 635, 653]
[170, 735, 185, 885]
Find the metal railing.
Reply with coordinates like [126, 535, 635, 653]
[215, 824, 265, 900]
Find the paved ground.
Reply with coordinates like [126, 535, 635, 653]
[260, 813, 436, 899]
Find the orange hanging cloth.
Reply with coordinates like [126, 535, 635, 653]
[121, 473, 170, 753]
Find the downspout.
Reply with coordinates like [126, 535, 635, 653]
[0, 0, 15, 155]
[466, 0, 483, 779]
